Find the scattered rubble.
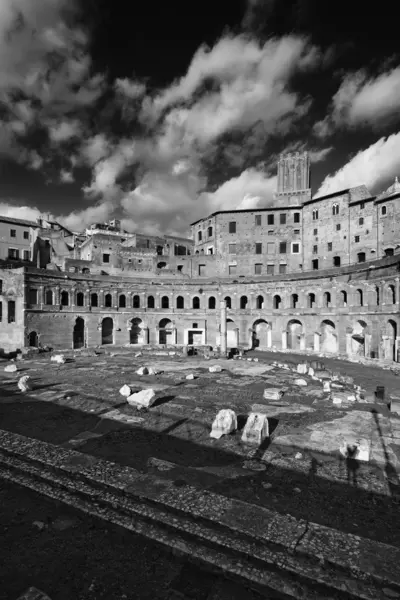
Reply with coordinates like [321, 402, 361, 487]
[4, 364, 17, 373]
[136, 366, 149, 376]
[294, 378, 307, 386]
[18, 375, 31, 392]
[209, 365, 223, 373]
[51, 354, 66, 364]
[242, 412, 269, 444]
[210, 409, 237, 439]
[185, 373, 196, 380]
[263, 388, 284, 401]
[119, 384, 132, 397]
[126, 388, 156, 408]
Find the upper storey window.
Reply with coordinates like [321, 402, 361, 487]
[267, 214, 274, 225]
[280, 213, 286, 225]
[198, 231, 202, 242]
[382, 206, 387, 215]
[229, 221, 236, 234]
[294, 212, 300, 223]
[255, 215, 262, 226]
[312, 209, 318, 221]
[332, 203, 339, 215]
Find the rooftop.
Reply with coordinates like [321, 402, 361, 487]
[0, 215, 40, 228]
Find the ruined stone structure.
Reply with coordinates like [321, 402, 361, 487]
[1, 153, 400, 363]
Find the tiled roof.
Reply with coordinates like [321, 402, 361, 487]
[0, 215, 39, 227]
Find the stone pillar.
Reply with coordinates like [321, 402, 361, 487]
[220, 300, 227, 357]
[171, 327, 177, 344]
[141, 327, 149, 344]
[234, 327, 240, 348]
[267, 327, 272, 348]
[71, 288, 76, 308]
[281, 330, 287, 350]
[99, 290, 104, 308]
[39, 285, 44, 310]
[395, 337, 400, 362]
[382, 336, 391, 360]
[365, 333, 372, 358]
[300, 333, 306, 351]
[54, 286, 60, 307]
[314, 332, 320, 352]
[396, 278, 400, 304]
[346, 332, 352, 356]
[85, 289, 90, 308]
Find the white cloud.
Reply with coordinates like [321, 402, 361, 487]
[0, 202, 42, 223]
[60, 169, 74, 183]
[316, 132, 400, 196]
[115, 78, 146, 99]
[48, 119, 81, 143]
[205, 168, 276, 212]
[83, 139, 139, 198]
[59, 201, 114, 232]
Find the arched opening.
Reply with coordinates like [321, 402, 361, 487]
[82, 268, 90, 274]
[320, 320, 337, 353]
[133, 295, 140, 308]
[130, 317, 143, 344]
[375, 286, 380, 306]
[308, 293, 316, 308]
[273, 295, 281, 309]
[159, 318, 173, 344]
[224, 296, 232, 309]
[252, 319, 271, 349]
[226, 319, 237, 348]
[176, 296, 184, 309]
[340, 290, 347, 307]
[192, 296, 200, 309]
[76, 292, 84, 307]
[291, 293, 298, 308]
[45, 290, 53, 305]
[161, 295, 169, 309]
[240, 295, 248, 309]
[101, 317, 114, 345]
[324, 291, 331, 308]
[61, 291, 69, 306]
[119, 294, 126, 308]
[286, 319, 303, 350]
[157, 262, 167, 269]
[208, 296, 216, 309]
[73, 317, 85, 349]
[256, 295, 264, 309]
[351, 320, 368, 356]
[105, 293, 112, 308]
[147, 295, 155, 308]
[28, 331, 38, 348]
[91, 293, 98, 307]
[356, 289, 363, 307]
[385, 248, 394, 257]
[387, 320, 397, 361]
[389, 284, 396, 304]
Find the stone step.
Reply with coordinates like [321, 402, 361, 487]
[0, 429, 399, 600]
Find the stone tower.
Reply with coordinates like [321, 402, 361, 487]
[275, 151, 311, 205]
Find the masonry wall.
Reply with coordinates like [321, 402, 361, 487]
[0, 268, 25, 353]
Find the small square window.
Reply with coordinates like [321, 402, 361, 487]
[382, 206, 387, 215]
[294, 212, 300, 223]
[255, 215, 262, 226]
[228, 243, 236, 254]
[355, 235, 360, 243]
[292, 243, 300, 254]
[103, 253, 110, 263]
[255, 242, 262, 254]
[254, 263, 262, 275]
[280, 214, 286, 225]
[294, 229, 300, 235]
[23, 231, 29, 240]
[10, 229, 16, 238]
[268, 230, 274, 235]
[267, 264, 274, 275]
[267, 214, 274, 225]
[336, 224, 341, 231]
[279, 242, 287, 254]
[327, 242, 332, 251]
[360, 202, 365, 210]
[313, 228, 317, 236]
[229, 264, 237, 275]
[313, 245, 318, 254]
[198, 264, 206, 276]
[279, 264, 287, 274]
[359, 217, 364, 225]
[229, 221, 236, 234]
[23, 250, 30, 261]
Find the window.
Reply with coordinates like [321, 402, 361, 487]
[313, 228, 318, 236]
[327, 242, 332, 251]
[255, 215, 262, 226]
[192, 296, 200, 309]
[294, 229, 300, 235]
[198, 264, 206, 276]
[268, 230, 274, 235]
[356, 289, 364, 306]
[29, 289, 38, 305]
[91, 293, 98, 307]
[23, 250, 30, 261]
[336, 224, 341, 231]
[291, 293, 298, 308]
[229, 265, 237, 275]
[132, 295, 140, 308]
[8, 300, 15, 323]
[267, 264, 274, 275]
[294, 212, 300, 223]
[357, 252, 366, 263]
[198, 231, 202, 242]
[0, 301, 2, 321]
[332, 203, 339, 215]
[341, 290, 347, 306]
[229, 221, 236, 234]
[354, 235, 360, 243]
[240, 296, 248, 309]
[119, 295, 126, 308]
[208, 296, 216, 309]
[176, 296, 184, 309]
[333, 256, 341, 267]
[279, 264, 287, 274]
[279, 242, 287, 254]
[280, 213, 286, 225]
[77, 292, 84, 307]
[255, 243, 262, 254]
[360, 202, 365, 210]
[161, 296, 169, 309]
[313, 245, 318, 254]
[228, 244, 236, 254]
[104, 293, 112, 308]
[147, 295, 155, 308]
[10, 229, 16, 237]
[382, 206, 387, 215]
[254, 263, 262, 275]
[207, 226, 213, 237]
[224, 296, 232, 309]
[192, 323, 198, 328]
[267, 214, 274, 225]
[273, 295, 281, 309]
[0, 280, 2, 294]
[45, 290, 53, 305]
[61, 291, 69, 306]
[292, 243, 300, 254]
[359, 217, 364, 226]
[312, 259, 319, 270]
[23, 231, 29, 240]
[8, 248, 19, 259]
[207, 247, 213, 255]
[324, 292, 331, 307]
[256, 295, 264, 309]
[312, 209, 318, 220]
[385, 248, 394, 257]
[308, 293, 316, 308]
[103, 253, 110, 263]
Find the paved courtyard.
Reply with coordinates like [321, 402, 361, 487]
[1, 347, 400, 556]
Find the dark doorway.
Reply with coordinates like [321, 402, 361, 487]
[28, 331, 38, 347]
[101, 317, 114, 345]
[73, 317, 85, 349]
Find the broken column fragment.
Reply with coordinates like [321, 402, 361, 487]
[18, 375, 31, 392]
[127, 388, 156, 408]
[242, 413, 269, 444]
[210, 409, 237, 439]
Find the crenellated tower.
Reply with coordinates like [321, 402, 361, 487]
[275, 151, 311, 205]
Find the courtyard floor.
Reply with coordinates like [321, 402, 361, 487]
[1, 347, 400, 556]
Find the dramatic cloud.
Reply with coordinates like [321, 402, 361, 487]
[314, 65, 400, 136]
[316, 132, 400, 196]
[115, 78, 147, 100]
[48, 119, 81, 143]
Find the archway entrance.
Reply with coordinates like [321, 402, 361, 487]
[101, 317, 114, 345]
[28, 331, 38, 347]
[227, 319, 237, 348]
[286, 319, 303, 350]
[387, 320, 397, 361]
[130, 318, 143, 344]
[252, 319, 271, 349]
[159, 318, 173, 344]
[73, 317, 85, 349]
[320, 320, 337, 353]
[351, 320, 367, 356]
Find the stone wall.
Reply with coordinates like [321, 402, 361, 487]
[0, 268, 25, 353]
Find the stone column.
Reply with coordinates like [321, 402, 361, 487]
[346, 332, 352, 356]
[234, 327, 240, 348]
[365, 333, 372, 358]
[85, 289, 90, 308]
[314, 332, 320, 352]
[141, 326, 149, 344]
[39, 285, 44, 310]
[281, 330, 287, 350]
[382, 336, 391, 360]
[171, 327, 177, 344]
[395, 336, 400, 362]
[396, 278, 400, 304]
[300, 333, 306, 351]
[71, 288, 76, 308]
[220, 300, 227, 357]
[54, 286, 60, 307]
[267, 327, 272, 348]
[99, 290, 104, 308]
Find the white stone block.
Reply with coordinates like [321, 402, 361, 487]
[119, 384, 132, 397]
[4, 364, 17, 373]
[297, 363, 308, 374]
[18, 375, 31, 392]
[51, 354, 66, 364]
[136, 366, 149, 376]
[253, 358, 259, 362]
[308, 367, 315, 377]
[263, 388, 284, 401]
[148, 367, 161, 375]
[210, 409, 237, 439]
[209, 365, 223, 373]
[134, 352, 142, 358]
[323, 381, 331, 392]
[242, 413, 269, 444]
[294, 378, 307, 387]
[186, 373, 195, 380]
[127, 388, 156, 408]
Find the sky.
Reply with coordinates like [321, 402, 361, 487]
[0, 0, 399, 237]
